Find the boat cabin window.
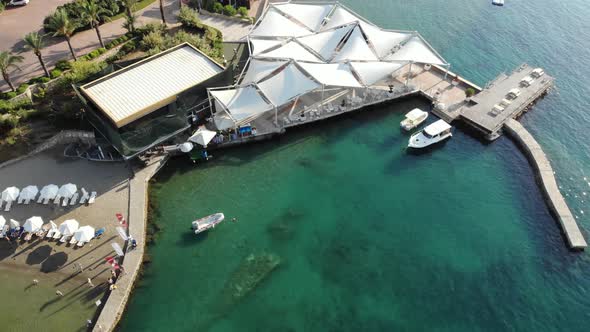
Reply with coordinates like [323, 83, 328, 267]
[423, 131, 434, 139]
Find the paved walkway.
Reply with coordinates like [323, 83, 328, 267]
[504, 119, 587, 250]
[92, 155, 168, 332]
[199, 14, 251, 42]
[0, 0, 180, 92]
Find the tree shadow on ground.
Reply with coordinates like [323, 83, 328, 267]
[41, 252, 68, 273]
[25, 244, 52, 265]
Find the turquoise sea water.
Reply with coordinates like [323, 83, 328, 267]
[120, 1, 590, 331]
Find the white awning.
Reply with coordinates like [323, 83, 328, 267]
[189, 128, 217, 146]
[273, 3, 333, 31]
[251, 8, 312, 37]
[257, 40, 323, 63]
[241, 58, 287, 84]
[322, 5, 362, 30]
[250, 38, 283, 55]
[257, 63, 320, 106]
[213, 113, 236, 131]
[361, 24, 411, 58]
[297, 25, 351, 61]
[298, 62, 362, 88]
[210, 86, 273, 122]
[332, 26, 378, 62]
[386, 36, 446, 65]
[349, 61, 405, 85]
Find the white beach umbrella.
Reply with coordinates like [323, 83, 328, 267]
[40, 184, 59, 200]
[23, 216, 44, 233]
[19, 185, 39, 200]
[111, 242, 125, 257]
[58, 219, 79, 236]
[116, 226, 128, 241]
[189, 128, 217, 147]
[179, 142, 194, 153]
[58, 184, 77, 199]
[73, 226, 95, 242]
[9, 219, 20, 229]
[1, 187, 20, 202]
[0, 215, 6, 228]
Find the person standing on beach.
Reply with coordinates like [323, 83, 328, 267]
[87, 278, 94, 288]
[56, 290, 64, 297]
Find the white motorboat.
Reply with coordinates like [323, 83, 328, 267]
[400, 108, 429, 131]
[408, 119, 452, 149]
[492, 0, 504, 6]
[192, 213, 225, 234]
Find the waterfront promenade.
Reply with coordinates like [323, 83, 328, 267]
[504, 119, 587, 249]
[92, 155, 168, 332]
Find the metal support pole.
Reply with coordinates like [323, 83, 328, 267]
[405, 61, 413, 86]
[275, 106, 278, 128]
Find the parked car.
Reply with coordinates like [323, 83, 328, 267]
[7, 0, 30, 6]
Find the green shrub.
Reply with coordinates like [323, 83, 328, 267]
[222, 4, 236, 16]
[89, 50, 101, 59]
[0, 3, 5, 14]
[55, 59, 72, 71]
[203, 0, 215, 11]
[97, 47, 107, 54]
[466, 87, 476, 97]
[43, 0, 124, 34]
[213, 2, 223, 14]
[33, 88, 47, 101]
[237, 6, 248, 18]
[121, 40, 137, 54]
[0, 99, 32, 114]
[140, 31, 165, 52]
[39, 77, 51, 83]
[61, 60, 107, 86]
[5, 92, 17, 99]
[50, 69, 62, 79]
[178, 6, 201, 28]
[16, 84, 29, 95]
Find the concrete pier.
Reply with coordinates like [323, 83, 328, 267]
[504, 119, 587, 250]
[92, 155, 169, 332]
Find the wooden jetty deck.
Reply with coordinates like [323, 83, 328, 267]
[460, 64, 554, 140]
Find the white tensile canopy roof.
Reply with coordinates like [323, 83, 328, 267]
[298, 62, 362, 88]
[257, 63, 320, 106]
[274, 3, 334, 31]
[210, 85, 274, 125]
[250, 8, 312, 37]
[210, 1, 448, 130]
[257, 40, 323, 63]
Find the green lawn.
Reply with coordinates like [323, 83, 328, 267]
[110, 0, 158, 21]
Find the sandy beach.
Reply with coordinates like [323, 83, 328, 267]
[0, 146, 132, 331]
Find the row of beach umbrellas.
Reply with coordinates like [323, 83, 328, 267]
[0, 183, 93, 211]
[0, 216, 96, 243]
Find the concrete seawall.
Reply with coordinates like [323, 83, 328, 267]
[504, 119, 587, 250]
[92, 155, 169, 332]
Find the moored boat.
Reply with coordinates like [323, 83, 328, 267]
[192, 213, 225, 234]
[408, 119, 452, 149]
[401, 108, 429, 131]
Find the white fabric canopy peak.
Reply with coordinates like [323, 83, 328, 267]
[298, 62, 362, 88]
[241, 58, 287, 84]
[257, 63, 320, 106]
[386, 36, 446, 65]
[361, 24, 411, 58]
[211, 86, 273, 122]
[257, 40, 323, 63]
[251, 8, 312, 37]
[332, 26, 378, 62]
[273, 3, 333, 31]
[322, 5, 362, 30]
[349, 61, 405, 85]
[250, 38, 283, 55]
[297, 25, 351, 61]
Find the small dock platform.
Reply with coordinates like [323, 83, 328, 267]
[460, 64, 554, 140]
[504, 119, 587, 250]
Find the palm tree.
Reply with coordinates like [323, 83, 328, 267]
[122, 0, 138, 33]
[159, 0, 167, 25]
[23, 32, 50, 78]
[78, 0, 112, 48]
[46, 9, 78, 61]
[0, 51, 24, 92]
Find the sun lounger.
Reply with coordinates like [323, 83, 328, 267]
[43, 197, 50, 205]
[60, 235, 69, 243]
[54, 195, 62, 205]
[46, 229, 55, 238]
[0, 199, 3, 209]
[76, 241, 86, 247]
[88, 192, 97, 204]
[52, 231, 62, 240]
[24, 198, 31, 205]
[37, 195, 44, 204]
[69, 237, 77, 245]
[18, 196, 25, 204]
[69, 193, 79, 205]
[4, 201, 12, 212]
[62, 197, 70, 207]
[95, 228, 105, 238]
